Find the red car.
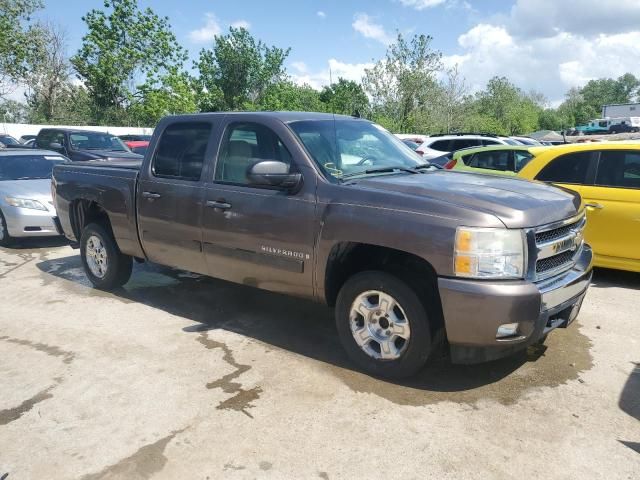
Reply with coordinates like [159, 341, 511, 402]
[124, 140, 149, 156]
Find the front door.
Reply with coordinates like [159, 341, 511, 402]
[581, 150, 640, 270]
[137, 120, 215, 274]
[202, 119, 318, 298]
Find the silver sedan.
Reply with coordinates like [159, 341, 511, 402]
[0, 149, 69, 246]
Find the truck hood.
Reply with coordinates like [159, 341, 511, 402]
[73, 149, 143, 161]
[354, 170, 582, 228]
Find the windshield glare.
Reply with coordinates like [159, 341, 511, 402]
[289, 120, 424, 180]
[0, 155, 69, 180]
[70, 132, 128, 152]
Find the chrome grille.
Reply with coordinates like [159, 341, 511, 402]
[534, 213, 586, 280]
[536, 251, 575, 274]
[535, 224, 574, 244]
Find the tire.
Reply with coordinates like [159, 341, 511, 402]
[80, 222, 132, 290]
[335, 271, 432, 378]
[0, 209, 13, 247]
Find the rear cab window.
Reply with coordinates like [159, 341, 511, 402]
[152, 122, 212, 181]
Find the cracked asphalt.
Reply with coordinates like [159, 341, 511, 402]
[0, 240, 639, 479]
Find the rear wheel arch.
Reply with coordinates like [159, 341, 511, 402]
[70, 199, 112, 240]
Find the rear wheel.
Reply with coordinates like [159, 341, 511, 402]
[80, 222, 132, 290]
[0, 209, 13, 247]
[335, 271, 432, 378]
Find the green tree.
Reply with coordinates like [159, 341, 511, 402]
[363, 33, 442, 133]
[128, 70, 197, 126]
[431, 65, 470, 133]
[0, 0, 44, 98]
[319, 78, 369, 116]
[557, 87, 597, 126]
[71, 0, 187, 124]
[579, 74, 640, 115]
[471, 76, 540, 134]
[258, 81, 324, 112]
[195, 27, 290, 112]
[23, 22, 87, 124]
[0, 99, 28, 122]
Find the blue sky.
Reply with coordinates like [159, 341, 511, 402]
[36, 0, 640, 103]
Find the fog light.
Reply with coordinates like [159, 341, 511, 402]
[496, 323, 519, 339]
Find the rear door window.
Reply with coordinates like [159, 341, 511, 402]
[152, 122, 212, 181]
[450, 139, 481, 150]
[535, 151, 593, 184]
[595, 151, 640, 189]
[429, 140, 451, 152]
[468, 150, 511, 171]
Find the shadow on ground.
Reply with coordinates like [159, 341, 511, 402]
[36, 255, 595, 406]
[591, 267, 640, 291]
[619, 362, 640, 421]
[1, 236, 70, 251]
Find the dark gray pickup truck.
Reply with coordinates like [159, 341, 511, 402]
[52, 112, 593, 378]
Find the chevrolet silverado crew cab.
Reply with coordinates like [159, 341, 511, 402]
[52, 112, 593, 378]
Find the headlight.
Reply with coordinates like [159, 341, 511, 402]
[454, 227, 525, 279]
[5, 197, 48, 211]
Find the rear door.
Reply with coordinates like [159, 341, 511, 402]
[580, 150, 640, 267]
[136, 120, 216, 274]
[201, 117, 318, 298]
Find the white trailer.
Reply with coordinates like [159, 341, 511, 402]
[602, 103, 640, 118]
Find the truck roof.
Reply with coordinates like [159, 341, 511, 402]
[165, 111, 364, 124]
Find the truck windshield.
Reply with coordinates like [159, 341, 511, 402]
[69, 132, 129, 152]
[288, 119, 425, 180]
[0, 154, 69, 180]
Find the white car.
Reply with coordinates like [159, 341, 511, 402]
[415, 134, 522, 160]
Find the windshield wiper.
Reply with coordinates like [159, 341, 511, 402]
[415, 162, 441, 170]
[341, 166, 420, 179]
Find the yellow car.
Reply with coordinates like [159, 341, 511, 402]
[518, 143, 640, 272]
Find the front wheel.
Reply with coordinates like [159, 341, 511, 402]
[335, 271, 432, 378]
[0, 209, 13, 247]
[80, 222, 132, 290]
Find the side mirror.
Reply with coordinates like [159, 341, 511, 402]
[49, 142, 64, 152]
[247, 161, 302, 191]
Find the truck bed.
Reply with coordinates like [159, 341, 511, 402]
[52, 160, 143, 258]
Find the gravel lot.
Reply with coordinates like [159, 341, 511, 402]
[0, 240, 638, 479]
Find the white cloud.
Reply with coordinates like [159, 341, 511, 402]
[352, 13, 392, 45]
[507, 0, 640, 38]
[230, 19, 251, 29]
[189, 14, 250, 44]
[290, 59, 374, 89]
[444, 23, 640, 103]
[398, 0, 447, 10]
[188, 13, 221, 43]
[317, 11, 326, 19]
[291, 61, 308, 73]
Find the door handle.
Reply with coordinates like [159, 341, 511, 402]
[142, 191, 162, 199]
[585, 202, 603, 209]
[206, 200, 232, 210]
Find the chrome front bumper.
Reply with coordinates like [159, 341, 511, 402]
[439, 244, 593, 364]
